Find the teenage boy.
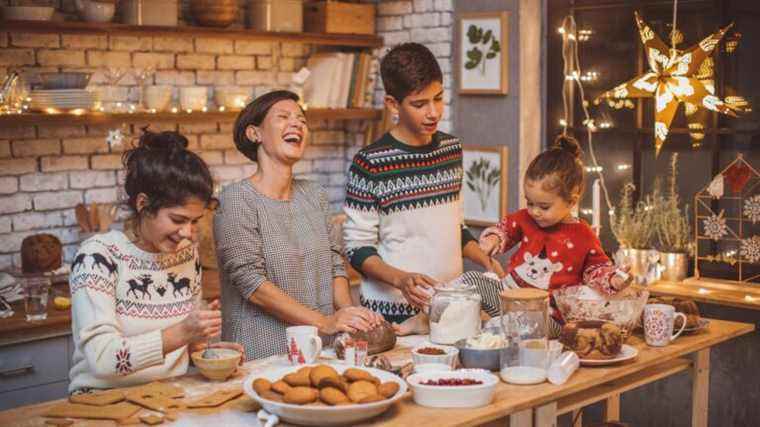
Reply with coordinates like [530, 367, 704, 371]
[343, 43, 502, 331]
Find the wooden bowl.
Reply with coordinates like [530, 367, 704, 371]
[190, 0, 238, 28]
[191, 348, 242, 381]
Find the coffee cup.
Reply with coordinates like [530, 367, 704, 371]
[285, 326, 322, 364]
[644, 303, 687, 347]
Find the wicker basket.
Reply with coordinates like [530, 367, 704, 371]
[190, 0, 238, 28]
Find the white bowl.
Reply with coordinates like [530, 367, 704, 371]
[243, 363, 407, 426]
[1, 6, 55, 21]
[179, 86, 207, 111]
[214, 86, 251, 110]
[407, 369, 499, 408]
[144, 85, 173, 112]
[411, 343, 459, 368]
[414, 363, 452, 374]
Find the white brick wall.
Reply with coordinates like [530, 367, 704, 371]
[0, 0, 453, 269]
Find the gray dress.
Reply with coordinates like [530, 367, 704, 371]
[214, 179, 346, 360]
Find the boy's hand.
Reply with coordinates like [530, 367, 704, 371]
[393, 272, 437, 309]
[479, 235, 501, 256]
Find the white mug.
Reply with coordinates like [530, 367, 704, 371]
[285, 326, 322, 364]
[644, 304, 687, 347]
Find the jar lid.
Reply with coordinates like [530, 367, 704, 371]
[500, 288, 548, 301]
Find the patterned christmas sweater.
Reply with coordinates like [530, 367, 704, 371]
[68, 230, 201, 393]
[481, 209, 619, 319]
[343, 131, 476, 323]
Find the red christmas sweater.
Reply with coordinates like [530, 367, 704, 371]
[481, 209, 618, 296]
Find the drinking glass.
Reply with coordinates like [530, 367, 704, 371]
[23, 276, 51, 322]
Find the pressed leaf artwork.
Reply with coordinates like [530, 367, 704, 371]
[465, 24, 501, 75]
[466, 158, 501, 211]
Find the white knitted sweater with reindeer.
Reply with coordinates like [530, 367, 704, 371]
[68, 230, 201, 393]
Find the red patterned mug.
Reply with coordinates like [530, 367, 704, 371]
[643, 304, 687, 347]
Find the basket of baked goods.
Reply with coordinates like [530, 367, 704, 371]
[553, 285, 649, 340]
[244, 364, 406, 426]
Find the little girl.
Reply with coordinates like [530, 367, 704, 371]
[476, 135, 630, 334]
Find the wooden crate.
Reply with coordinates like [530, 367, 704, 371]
[304, 1, 375, 35]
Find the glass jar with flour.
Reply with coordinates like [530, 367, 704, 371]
[428, 282, 481, 345]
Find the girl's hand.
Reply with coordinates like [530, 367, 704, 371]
[479, 235, 501, 257]
[393, 272, 437, 309]
[182, 300, 222, 343]
[610, 266, 632, 292]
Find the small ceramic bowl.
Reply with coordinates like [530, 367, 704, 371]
[191, 348, 241, 381]
[411, 344, 459, 368]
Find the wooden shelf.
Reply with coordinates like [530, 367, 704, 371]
[0, 20, 383, 48]
[0, 108, 382, 127]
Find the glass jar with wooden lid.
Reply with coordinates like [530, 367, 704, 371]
[499, 288, 550, 385]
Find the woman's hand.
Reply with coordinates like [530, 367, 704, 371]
[181, 299, 222, 343]
[479, 235, 501, 257]
[393, 272, 437, 309]
[323, 306, 382, 335]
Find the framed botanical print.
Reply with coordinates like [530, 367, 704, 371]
[459, 11, 509, 95]
[463, 145, 508, 226]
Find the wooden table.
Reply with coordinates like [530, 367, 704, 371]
[649, 278, 760, 311]
[0, 319, 752, 427]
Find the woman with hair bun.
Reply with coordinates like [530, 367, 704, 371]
[68, 129, 243, 395]
[215, 90, 383, 360]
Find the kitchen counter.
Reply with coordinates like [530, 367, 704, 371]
[0, 318, 753, 427]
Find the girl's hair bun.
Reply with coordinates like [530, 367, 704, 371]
[553, 134, 582, 159]
[137, 127, 189, 152]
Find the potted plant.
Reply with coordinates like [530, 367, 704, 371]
[653, 154, 692, 282]
[610, 182, 657, 285]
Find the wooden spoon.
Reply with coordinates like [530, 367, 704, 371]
[75, 203, 90, 232]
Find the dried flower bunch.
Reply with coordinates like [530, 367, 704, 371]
[653, 154, 693, 254]
[610, 182, 656, 249]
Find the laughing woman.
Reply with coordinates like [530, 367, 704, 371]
[215, 90, 382, 360]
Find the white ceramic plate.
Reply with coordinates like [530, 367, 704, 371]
[579, 344, 638, 366]
[243, 363, 407, 426]
[681, 318, 710, 333]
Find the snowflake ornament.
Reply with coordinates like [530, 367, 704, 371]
[744, 195, 760, 224]
[740, 235, 760, 263]
[107, 129, 125, 149]
[703, 211, 728, 241]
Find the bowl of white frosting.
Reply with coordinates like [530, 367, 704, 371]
[454, 328, 508, 371]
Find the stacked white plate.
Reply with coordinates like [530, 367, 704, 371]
[29, 89, 98, 112]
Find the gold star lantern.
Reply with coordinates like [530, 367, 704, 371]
[595, 12, 746, 156]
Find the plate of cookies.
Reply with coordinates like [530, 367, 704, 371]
[244, 363, 407, 426]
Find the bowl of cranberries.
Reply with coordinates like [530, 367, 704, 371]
[411, 344, 459, 368]
[406, 369, 499, 408]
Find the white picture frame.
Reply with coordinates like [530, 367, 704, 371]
[463, 145, 508, 226]
[459, 11, 509, 95]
